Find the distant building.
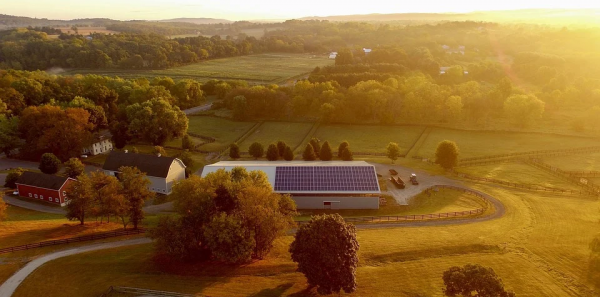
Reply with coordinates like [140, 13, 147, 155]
[439, 66, 469, 75]
[363, 48, 372, 54]
[85, 36, 93, 41]
[82, 130, 113, 156]
[102, 151, 186, 195]
[329, 52, 338, 59]
[16, 172, 76, 207]
[202, 161, 381, 209]
[442, 44, 465, 55]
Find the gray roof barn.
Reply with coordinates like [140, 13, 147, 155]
[102, 151, 182, 178]
[16, 172, 71, 190]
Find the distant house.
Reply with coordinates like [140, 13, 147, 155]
[82, 130, 113, 156]
[439, 67, 469, 75]
[102, 151, 186, 195]
[442, 44, 465, 55]
[16, 172, 76, 207]
[363, 48, 372, 54]
[329, 52, 337, 59]
[85, 36, 93, 41]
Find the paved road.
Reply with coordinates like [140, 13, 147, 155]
[182, 103, 212, 115]
[0, 238, 151, 297]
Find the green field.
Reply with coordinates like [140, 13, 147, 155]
[188, 116, 257, 152]
[543, 152, 600, 172]
[239, 122, 313, 151]
[312, 124, 425, 154]
[13, 183, 600, 296]
[61, 54, 333, 84]
[457, 162, 583, 190]
[416, 128, 600, 159]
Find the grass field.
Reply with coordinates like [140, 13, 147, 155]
[51, 27, 118, 36]
[543, 152, 600, 172]
[60, 54, 333, 83]
[312, 124, 425, 154]
[239, 122, 313, 151]
[416, 128, 600, 159]
[188, 116, 257, 152]
[457, 162, 584, 190]
[13, 183, 600, 296]
[297, 188, 487, 220]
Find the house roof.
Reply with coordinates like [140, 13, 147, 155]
[16, 172, 71, 190]
[102, 151, 183, 178]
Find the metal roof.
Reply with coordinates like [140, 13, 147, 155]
[15, 172, 72, 190]
[103, 151, 184, 178]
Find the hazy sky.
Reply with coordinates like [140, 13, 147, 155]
[2, 0, 600, 20]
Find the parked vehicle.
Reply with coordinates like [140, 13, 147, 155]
[389, 169, 398, 175]
[12, 191, 19, 196]
[410, 173, 419, 185]
[389, 176, 405, 189]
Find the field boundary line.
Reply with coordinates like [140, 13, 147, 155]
[405, 126, 431, 158]
[0, 228, 146, 255]
[100, 286, 198, 297]
[294, 121, 321, 153]
[217, 121, 263, 158]
[524, 158, 600, 195]
[459, 146, 600, 163]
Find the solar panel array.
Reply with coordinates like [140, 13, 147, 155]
[274, 166, 379, 192]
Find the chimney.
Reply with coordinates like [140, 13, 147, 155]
[157, 153, 161, 157]
[124, 150, 128, 153]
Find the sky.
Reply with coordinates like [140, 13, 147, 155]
[2, 0, 600, 21]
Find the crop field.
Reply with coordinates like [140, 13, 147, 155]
[239, 122, 313, 151]
[52, 26, 119, 35]
[457, 162, 584, 190]
[13, 182, 600, 296]
[542, 152, 600, 172]
[61, 54, 333, 83]
[312, 124, 425, 154]
[188, 116, 257, 152]
[416, 128, 600, 159]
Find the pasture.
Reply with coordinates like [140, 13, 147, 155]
[415, 128, 600, 159]
[312, 124, 425, 154]
[12, 183, 600, 296]
[61, 54, 333, 84]
[52, 26, 118, 35]
[542, 152, 600, 172]
[238, 122, 313, 151]
[188, 116, 257, 152]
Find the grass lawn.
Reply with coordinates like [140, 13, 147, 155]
[457, 162, 583, 190]
[188, 116, 257, 152]
[297, 188, 486, 221]
[61, 54, 333, 84]
[543, 152, 600, 172]
[14, 183, 600, 296]
[313, 124, 425, 154]
[416, 128, 600, 159]
[239, 122, 313, 151]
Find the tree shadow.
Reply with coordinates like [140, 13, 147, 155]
[287, 286, 319, 297]
[248, 283, 294, 297]
[586, 234, 600, 291]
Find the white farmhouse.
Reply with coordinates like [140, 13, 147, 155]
[329, 52, 337, 59]
[82, 130, 113, 156]
[102, 151, 186, 194]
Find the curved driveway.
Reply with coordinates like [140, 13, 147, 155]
[0, 238, 151, 297]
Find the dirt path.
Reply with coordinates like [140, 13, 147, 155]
[0, 238, 152, 297]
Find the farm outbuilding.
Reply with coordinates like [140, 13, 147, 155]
[15, 172, 76, 206]
[201, 161, 381, 209]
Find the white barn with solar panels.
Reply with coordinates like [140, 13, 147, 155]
[201, 161, 381, 209]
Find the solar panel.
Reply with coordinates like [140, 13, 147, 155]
[274, 166, 379, 192]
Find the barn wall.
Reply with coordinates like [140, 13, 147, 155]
[16, 184, 61, 205]
[292, 196, 379, 209]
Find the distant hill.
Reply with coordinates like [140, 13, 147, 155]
[298, 9, 600, 25]
[0, 14, 111, 29]
[159, 18, 232, 24]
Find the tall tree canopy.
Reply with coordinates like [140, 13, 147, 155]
[435, 140, 460, 170]
[126, 98, 188, 145]
[442, 264, 516, 297]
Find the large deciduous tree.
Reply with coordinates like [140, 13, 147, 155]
[39, 153, 62, 174]
[65, 174, 94, 225]
[0, 115, 20, 157]
[435, 140, 460, 170]
[126, 98, 188, 145]
[290, 214, 360, 294]
[266, 143, 279, 161]
[63, 158, 85, 179]
[229, 143, 241, 159]
[4, 167, 25, 188]
[119, 166, 154, 229]
[442, 264, 516, 297]
[503, 94, 545, 128]
[0, 198, 6, 221]
[386, 142, 401, 164]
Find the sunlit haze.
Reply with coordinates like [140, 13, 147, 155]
[2, 0, 600, 20]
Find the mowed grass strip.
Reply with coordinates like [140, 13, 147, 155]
[61, 54, 333, 83]
[188, 116, 256, 152]
[416, 128, 600, 159]
[542, 152, 600, 172]
[313, 124, 425, 154]
[457, 163, 583, 190]
[239, 122, 313, 151]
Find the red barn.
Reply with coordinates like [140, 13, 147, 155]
[15, 172, 76, 207]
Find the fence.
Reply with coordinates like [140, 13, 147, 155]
[562, 171, 600, 178]
[459, 146, 600, 163]
[298, 185, 488, 224]
[0, 228, 146, 255]
[100, 286, 198, 297]
[525, 158, 600, 194]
